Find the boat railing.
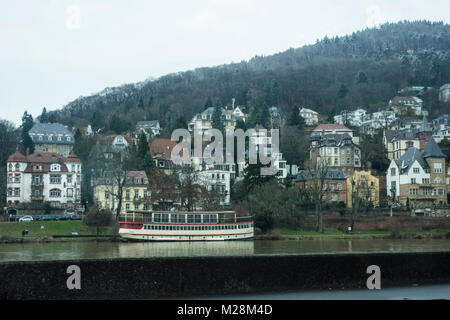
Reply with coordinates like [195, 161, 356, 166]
[118, 211, 253, 224]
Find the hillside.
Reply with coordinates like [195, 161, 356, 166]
[49, 20, 450, 135]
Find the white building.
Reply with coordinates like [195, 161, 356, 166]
[333, 109, 367, 127]
[439, 84, 450, 102]
[136, 120, 161, 138]
[6, 150, 83, 212]
[197, 169, 231, 206]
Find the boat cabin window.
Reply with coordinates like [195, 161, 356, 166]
[194, 215, 201, 223]
[161, 214, 169, 223]
[154, 214, 161, 222]
[187, 214, 194, 223]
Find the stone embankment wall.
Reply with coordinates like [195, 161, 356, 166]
[0, 251, 449, 299]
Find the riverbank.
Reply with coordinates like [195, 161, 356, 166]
[1, 220, 449, 244]
[256, 227, 450, 240]
[0, 221, 117, 243]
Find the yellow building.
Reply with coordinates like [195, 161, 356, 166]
[93, 171, 149, 214]
[299, 107, 319, 126]
[346, 170, 380, 208]
[188, 107, 237, 133]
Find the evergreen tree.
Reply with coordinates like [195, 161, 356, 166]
[289, 105, 301, 127]
[20, 131, 35, 155]
[212, 105, 224, 133]
[39, 107, 48, 123]
[21, 111, 34, 133]
[138, 97, 144, 109]
[204, 97, 213, 110]
[137, 131, 149, 158]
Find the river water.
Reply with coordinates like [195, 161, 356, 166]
[0, 239, 449, 262]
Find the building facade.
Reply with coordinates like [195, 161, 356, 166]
[6, 150, 82, 212]
[28, 123, 75, 157]
[94, 171, 149, 214]
[299, 107, 319, 126]
[346, 170, 380, 208]
[386, 138, 447, 212]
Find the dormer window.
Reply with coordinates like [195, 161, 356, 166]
[15, 163, 19, 171]
[58, 136, 62, 141]
[50, 164, 61, 171]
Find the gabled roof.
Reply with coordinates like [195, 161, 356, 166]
[423, 138, 445, 158]
[394, 147, 428, 173]
[299, 107, 318, 114]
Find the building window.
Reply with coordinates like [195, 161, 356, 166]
[434, 178, 442, 184]
[410, 188, 418, 195]
[434, 162, 442, 173]
[438, 189, 444, 196]
[422, 178, 430, 184]
[390, 168, 396, 176]
[411, 178, 416, 184]
[67, 189, 73, 197]
[50, 175, 61, 184]
[67, 175, 72, 184]
[125, 203, 130, 211]
[413, 168, 419, 173]
[50, 189, 61, 197]
[423, 189, 430, 196]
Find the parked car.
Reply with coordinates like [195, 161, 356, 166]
[19, 215, 34, 222]
[39, 215, 57, 221]
[56, 215, 71, 221]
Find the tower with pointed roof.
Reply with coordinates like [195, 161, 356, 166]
[417, 115, 432, 152]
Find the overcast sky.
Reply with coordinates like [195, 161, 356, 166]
[1, 0, 449, 125]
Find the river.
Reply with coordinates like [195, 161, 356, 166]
[0, 239, 449, 262]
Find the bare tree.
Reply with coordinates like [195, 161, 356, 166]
[348, 174, 373, 231]
[301, 158, 330, 233]
[102, 153, 128, 219]
[147, 169, 178, 211]
[84, 203, 114, 240]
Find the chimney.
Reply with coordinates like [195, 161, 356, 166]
[232, 98, 235, 109]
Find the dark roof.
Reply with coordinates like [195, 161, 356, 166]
[295, 168, 346, 182]
[318, 133, 353, 147]
[395, 147, 428, 173]
[423, 138, 445, 158]
[28, 123, 74, 145]
[418, 115, 432, 133]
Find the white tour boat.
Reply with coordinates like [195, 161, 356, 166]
[118, 211, 254, 241]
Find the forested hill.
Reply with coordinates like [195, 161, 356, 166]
[50, 20, 450, 135]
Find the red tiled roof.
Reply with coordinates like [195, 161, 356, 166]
[66, 152, 81, 163]
[313, 124, 351, 131]
[149, 138, 178, 159]
[7, 149, 26, 162]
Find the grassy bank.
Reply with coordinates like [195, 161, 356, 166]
[256, 227, 450, 240]
[0, 220, 117, 243]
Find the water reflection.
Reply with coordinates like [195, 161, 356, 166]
[0, 239, 449, 262]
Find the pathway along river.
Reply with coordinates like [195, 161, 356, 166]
[0, 239, 449, 262]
